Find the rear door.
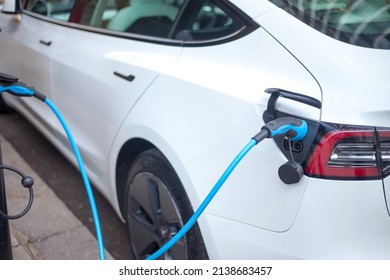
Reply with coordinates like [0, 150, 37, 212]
[35, 0, 184, 177]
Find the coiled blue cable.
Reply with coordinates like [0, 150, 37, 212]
[45, 98, 105, 260]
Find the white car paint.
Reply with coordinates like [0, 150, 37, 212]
[1, 0, 390, 259]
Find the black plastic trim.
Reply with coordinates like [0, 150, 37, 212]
[182, 25, 258, 47]
[265, 88, 322, 120]
[0, 73, 18, 84]
[179, 0, 260, 47]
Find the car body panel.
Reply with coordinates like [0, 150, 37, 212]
[111, 26, 321, 232]
[207, 178, 390, 259]
[256, 7, 390, 218]
[383, 176, 390, 217]
[1, 0, 390, 259]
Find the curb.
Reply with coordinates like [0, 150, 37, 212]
[1, 134, 113, 260]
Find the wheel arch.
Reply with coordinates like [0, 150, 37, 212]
[115, 137, 210, 259]
[115, 137, 155, 217]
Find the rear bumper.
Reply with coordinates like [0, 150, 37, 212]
[203, 178, 390, 259]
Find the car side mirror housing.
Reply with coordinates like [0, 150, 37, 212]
[1, 0, 22, 14]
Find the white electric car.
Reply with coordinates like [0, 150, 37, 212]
[0, 0, 390, 259]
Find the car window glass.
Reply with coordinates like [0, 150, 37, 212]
[25, 0, 76, 22]
[21, 0, 252, 42]
[173, 0, 245, 42]
[271, 0, 390, 49]
[77, 0, 184, 38]
[23, 0, 184, 39]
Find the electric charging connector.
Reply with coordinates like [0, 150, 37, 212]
[253, 117, 309, 143]
[0, 74, 46, 101]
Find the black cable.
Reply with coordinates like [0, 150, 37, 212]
[0, 165, 34, 220]
[287, 139, 298, 166]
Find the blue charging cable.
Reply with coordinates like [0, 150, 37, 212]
[147, 138, 258, 260]
[0, 80, 105, 260]
[147, 117, 308, 260]
[0, 75, 308, 261]
[45, 99, 105, 260]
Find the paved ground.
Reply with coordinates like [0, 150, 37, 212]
[1, 133, 113, 260]
[0, 111, 131, 260]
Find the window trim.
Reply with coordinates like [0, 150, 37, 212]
[177, 0, 260, 47]
[20, 0, 259, 47]
[22, 9, 185, 46]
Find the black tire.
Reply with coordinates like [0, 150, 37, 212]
[124, 148, 208, 260]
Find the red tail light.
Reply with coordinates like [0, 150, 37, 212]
[377, 130, 390, 177]
[305, 125, 390, 180]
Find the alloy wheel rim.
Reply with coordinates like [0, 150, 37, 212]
[127, 172, 187, 259]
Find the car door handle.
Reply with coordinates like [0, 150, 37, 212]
[39, 40, 52, 46]
[114, 71, 135, 82]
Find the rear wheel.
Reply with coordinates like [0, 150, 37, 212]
[124, 148, 208, 260]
